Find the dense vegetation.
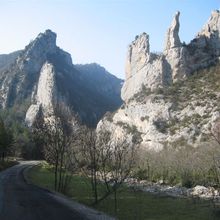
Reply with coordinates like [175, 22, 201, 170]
[0, 109, 21, 170]
[0, 105, 43, 160]
[0, 117, 13, 160]
[135, 143, 220, 188]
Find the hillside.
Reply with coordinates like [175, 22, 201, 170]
[0, 51, 21, 72]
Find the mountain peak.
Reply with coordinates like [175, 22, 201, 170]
[164, 11, 181, 52]
[36, 29, 57, 44]
[197, 10, 220, 39]
[124, 32, 150, 82]
[17, 29, 58, 74]
[30, 29, 57, 54]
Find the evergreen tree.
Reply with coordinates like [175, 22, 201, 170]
[0, 118, 13, 161]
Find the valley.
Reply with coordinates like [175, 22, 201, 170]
[0, 2, 220, 220]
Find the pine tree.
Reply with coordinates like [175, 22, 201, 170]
[0, 118, 13, 161]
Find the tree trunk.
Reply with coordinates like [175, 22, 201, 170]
[54, 159, 58, 191]
[114, 189, 117, 215]
[58, 152, 64, 192]
[94, 170, 98, 204]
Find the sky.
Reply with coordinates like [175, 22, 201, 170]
[0, 0, 219, 79]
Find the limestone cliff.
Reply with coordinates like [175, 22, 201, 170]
[122, 10, 220, 103]
[25, 62, 57, 126]
[97, 10, 220, 150]
[196, 10, 220, 54]
[121, 33, 171, 102]
[0, 30, 122, 127]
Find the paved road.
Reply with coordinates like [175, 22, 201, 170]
[0, 161, 114, 220]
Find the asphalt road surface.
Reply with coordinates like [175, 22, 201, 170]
[0, 161, 114, 220]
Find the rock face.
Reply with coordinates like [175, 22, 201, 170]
[75, 63, 123, 108]
[25, 62, 56, 126]
[122, 33, 172, 102]
[97, 10, 220, 150]
[122, 10, 220, 103]
[0, 51, 21, 72]
[164, 11, 189, 81]
[18, 30, 58, 74]
[197, 10, 220, 54]
[164, 11, 182, 51]
[0, 30, 122, 127]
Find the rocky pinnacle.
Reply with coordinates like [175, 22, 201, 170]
[164, 11, 181, 52]
[98, 10, 220, 150]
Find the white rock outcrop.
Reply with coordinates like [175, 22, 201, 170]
[121, 10, 220, 103]
[126, 180, 220, 200]
[121, 33, 172, 102]
[25, 62, 56, 126]
[164, 11, 182, 51]
[190, 185, 219, 199]
[197, 10, 220, 55]
[97, 10, 220, 150]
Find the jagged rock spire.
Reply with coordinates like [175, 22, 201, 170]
[195, 10, 220, 56]
[197, 10, 220, 38]
[100, 9, 220, 151]
[125, 33, 150, 80]
[122, 32, 171, 102]
[164, 11, 181, 52]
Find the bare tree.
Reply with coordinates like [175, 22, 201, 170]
[97, 130, 137, 212]
[34, 103, 78, 193]
[72, 126, 99, 204]
[73, 128, 138, 210]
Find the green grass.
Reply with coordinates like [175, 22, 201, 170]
[29, 164, 220, 220]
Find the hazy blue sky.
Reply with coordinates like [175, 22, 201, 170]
[0, 0, 219, 78]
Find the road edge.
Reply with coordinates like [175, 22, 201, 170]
[23, 162, 116, 220]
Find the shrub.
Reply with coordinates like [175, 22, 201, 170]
[181, 172, 194, 188]
[153, 119, 169, 134]
[105, 111, 113, 122]
[116, 122, 142, 144]
[134, 168, 149, 180]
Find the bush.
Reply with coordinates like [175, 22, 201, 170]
[116, 122, 142, 144]
[129, 85, 152, 103]
[105, 111, 113, 122]
[134, 168, 149, 180]
[153, 119, 169, 134]
[181, 172, 194, 188]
